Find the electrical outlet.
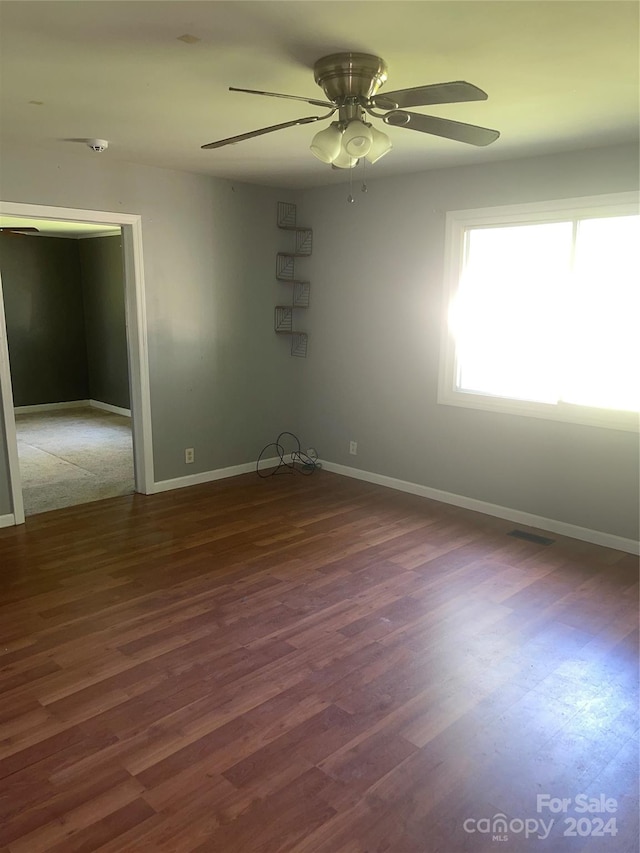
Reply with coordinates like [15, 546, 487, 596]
[185, 448, 194, 464]
[349, 440, 357, 455]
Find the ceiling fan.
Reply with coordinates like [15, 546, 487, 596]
[0, 227, 39, 236]
[202, 52, 500, 168]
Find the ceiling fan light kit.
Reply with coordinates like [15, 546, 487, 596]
[309, 123, 342, 164]
[341, 119, 373, 157]
[331, 148, 359, 170]
[311, 117, 389, 168]
[202, 52, 499, 173]
[366, 125, 393, 164]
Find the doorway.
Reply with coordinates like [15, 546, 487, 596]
[0, 202, 154, 524]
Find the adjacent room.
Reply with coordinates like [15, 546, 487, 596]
[0, 224, 134, 515]
[0, 2, 638, 852]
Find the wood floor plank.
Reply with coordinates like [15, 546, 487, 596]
[0, 470, 637, 851]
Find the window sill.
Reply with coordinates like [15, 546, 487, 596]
[437, 387, 640, 433]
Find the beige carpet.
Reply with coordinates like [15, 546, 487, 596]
[15, 406, 135, 516]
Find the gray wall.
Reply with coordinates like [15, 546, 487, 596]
[298, 143, 640, 541]
[0, 142, 301, 516]
[0, 233, 90, 406]
[1, 140, 637, 544]
[78, 235, 130, 410]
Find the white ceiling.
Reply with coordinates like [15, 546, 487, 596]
[0, 1, 638, 189]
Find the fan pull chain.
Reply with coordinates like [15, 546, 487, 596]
[361, 157, 368, 193]
[347, 162, 355, 204]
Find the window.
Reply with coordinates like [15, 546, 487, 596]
[438, 193, 640, 431]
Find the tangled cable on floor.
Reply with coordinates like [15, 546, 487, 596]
[256, 432, 320, 478]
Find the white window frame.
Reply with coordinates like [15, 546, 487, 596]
[438, 191, 640, 432]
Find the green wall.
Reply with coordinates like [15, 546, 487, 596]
[0, 233, 90, 406]
[0, 233, 129, 410]
[78, 235, 130, 410]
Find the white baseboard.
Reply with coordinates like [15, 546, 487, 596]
[322, 461, 640, 556]
[152, 457, 281, 494]
[0, 456, 287, 526]
[89, 400, 131, 417]
[14, 400, 131, 417]
[15, 400, 90, 414]
[3, 451, 634, 554]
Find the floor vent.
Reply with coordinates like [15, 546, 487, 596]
[508, 529, 555, 546]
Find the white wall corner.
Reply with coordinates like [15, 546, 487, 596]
[14, 400, 90, 414]
[89, 400, 132, 417]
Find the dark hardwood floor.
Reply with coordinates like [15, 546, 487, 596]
[0, 470, 637, 852]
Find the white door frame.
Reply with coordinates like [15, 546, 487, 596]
[0, 201, 155, 524]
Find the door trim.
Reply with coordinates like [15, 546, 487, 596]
[0, 201, 154, 523]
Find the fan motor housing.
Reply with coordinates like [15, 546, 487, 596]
[314, 53, 388, 101]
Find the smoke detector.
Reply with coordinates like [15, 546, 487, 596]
[86, 138, 108, 152]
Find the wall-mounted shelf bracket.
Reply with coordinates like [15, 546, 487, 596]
[275, 202, 312, 358]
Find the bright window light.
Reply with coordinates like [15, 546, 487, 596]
[562, 216, 640, 411]
[439, 193, 640, 431]
[455, 222, 572, 403]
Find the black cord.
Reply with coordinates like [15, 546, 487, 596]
[256, 431, 319, 478]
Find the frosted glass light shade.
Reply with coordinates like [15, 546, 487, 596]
[332, 148, 358, 169]
[310, 124, 342, 164]
[366, 126, 392, 164]
[342, 120, 373, 157]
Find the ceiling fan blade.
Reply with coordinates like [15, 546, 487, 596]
[374, 81, 488, 110]
[229, 87, 333, 109]
[202, 115, 326, 150]
[0, 227, 39, 234]
[384, 110, 500, 146]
